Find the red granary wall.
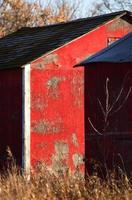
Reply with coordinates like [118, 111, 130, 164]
[30, 17, 132, 171]
[0, 68, 22, 170]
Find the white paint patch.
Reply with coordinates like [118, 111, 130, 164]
[22, 64, 30, 174]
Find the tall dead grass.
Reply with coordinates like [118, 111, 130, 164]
[0, 164, 131, 200]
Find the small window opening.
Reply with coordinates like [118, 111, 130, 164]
[107, 37, 120, 46]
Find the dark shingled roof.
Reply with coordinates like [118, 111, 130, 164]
[0, 10, 131, 69]
[76, 32, 132, 66]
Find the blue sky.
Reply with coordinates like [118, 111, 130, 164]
[38, 0, 96, 9]
[28, 0, 100, 18]
[29, 0, 131, 18]
[46, 0, 99, 17]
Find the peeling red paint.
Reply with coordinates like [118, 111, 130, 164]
[71, 72, 84, 107]
[72, 133, 78, 147]
[107, 18, 127, 31]
[51, 141, 69, 172]
[47, 76, 65, 98]
[42, 54, 59, 64]
[30, 17, 132, 172]
[32, 119, 63, 134]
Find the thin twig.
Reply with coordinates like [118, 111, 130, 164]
[111, 87, 132, 115]
[97, 98, 105, 117]
[88, 118, 102, 135]
[108, 72, 131, 113]
[106, 78, 109, 113]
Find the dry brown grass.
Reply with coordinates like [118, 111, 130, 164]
[0, 164, 131, 200]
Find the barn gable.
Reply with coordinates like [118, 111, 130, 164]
[0, 10, 131, 69]
[76, 32, 132, 65]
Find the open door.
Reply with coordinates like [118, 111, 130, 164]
[85, 63, 132, 176]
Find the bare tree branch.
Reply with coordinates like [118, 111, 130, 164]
[88, 118, 102, 135]
[97, 98, 105, 117]
[89, 0, 132, 16]
[106, 78, 109, 114]
[89, 75, 132, 134]
[108, 72, 131, 113]
[111, 87, 132, 115]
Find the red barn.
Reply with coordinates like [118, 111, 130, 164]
[0, 11, 131, 173]
[77, 32, 132, 176]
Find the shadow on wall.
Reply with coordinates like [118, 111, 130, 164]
[84, 64, 132, 177]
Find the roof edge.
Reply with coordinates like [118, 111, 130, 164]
[0, 10, 130, 42]
[30, 10, 130, 65]
[75, 32, 132, 66]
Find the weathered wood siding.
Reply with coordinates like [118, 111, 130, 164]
[0, 68, 22, 170]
